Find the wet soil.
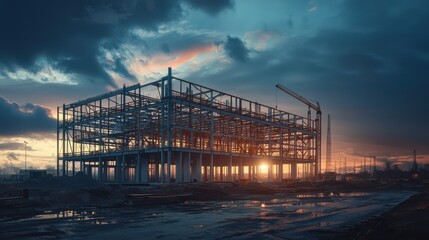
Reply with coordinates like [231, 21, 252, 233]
[334, 186, 429, 240]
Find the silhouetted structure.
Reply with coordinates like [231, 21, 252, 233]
[326, 114, 331, 172]
[411, 149, 418, 173]
[57, 68, 321, 183]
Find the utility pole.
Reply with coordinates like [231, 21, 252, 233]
[344, 157, 347, 174]
[334, 158, 337, 174]
[353, 160, 356, 174]
[412, 149, 418, 173]
[363, 157, 366, 173]
[24, 141, 28, 181]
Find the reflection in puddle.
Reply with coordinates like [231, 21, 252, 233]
[295, 208, 311, 214]
[31, 210, 118, 225]
[2, 191, 415, 240]
[339, 192, 369, 197]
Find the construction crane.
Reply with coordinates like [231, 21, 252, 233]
[275, 83, 322, 176]
[275, 84, 321, 116]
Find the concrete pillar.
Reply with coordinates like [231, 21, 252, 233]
[121, 154, 125, 182]
[176, 151, 183, 183]
[248, 165, 251, 180]
[268, 159, 273, 182]
[197, 152, 202, 182]
[103, 160, 108, 181]
[210, 153, 214, 182]
[167, 151, 172, 183]
[136, 154, 141, 183]
[183, 152, 191, 182]
[204, 165, 208, 182]
[115, 156, 120, 181]
[155, 158, 160, 182]
[191, 153, 202, 182]
[87, 165, 92, 179]
[255, 163, 258, 181]
[239, 158, 243, 179]
[141, 155, 149, 183]
[161, 151, 165, 183]
[228, 155, 232, 182]
[98, 156, 102, 181]
[279, 161, 283, 181]
[291, 162, 297, 179]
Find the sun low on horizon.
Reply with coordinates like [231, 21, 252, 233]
[0, 0, 428, 174]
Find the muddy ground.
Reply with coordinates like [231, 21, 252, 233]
[334, 186, 429, 240]
[0, 175, 427, 239]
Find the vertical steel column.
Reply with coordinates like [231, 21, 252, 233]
[316, 111, 322, 176]
[268, 109, 272, 182]
[279, 115, 283, 181]
[167, 67, 173, 183]
[62, 104, 66, 176]
[121, 86, 126, 182]
[72, 106, 75, 176]
[141, 154, 149, 183]
[228, 153, 232, 182]
[98, 99, 102, 181]
[210, 91, 214, 182]
[291, 118, 298, 179]
[160, 77, 165, 183]
[136, 153, 141, 183]
[176, 130, 183, 183]
[80, 105, 83, 172]
[239, 158, 243, 180]
[56, 106, 60, 177]
[184, 152, 191, 182]
[197, 151, 202, 182]
[136, 87, 142, 183]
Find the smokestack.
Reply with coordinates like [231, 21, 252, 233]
[326, 114, 331, 172]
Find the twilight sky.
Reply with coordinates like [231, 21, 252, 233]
[0, 0, 428, 171]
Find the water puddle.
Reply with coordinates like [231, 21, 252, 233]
[0, 191, 415, 239]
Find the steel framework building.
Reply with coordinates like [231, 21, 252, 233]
[57, 68, 321, 183]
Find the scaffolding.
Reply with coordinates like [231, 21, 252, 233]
[57, 68, 320, 183]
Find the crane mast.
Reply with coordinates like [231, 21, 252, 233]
[275, 84, 322, 176]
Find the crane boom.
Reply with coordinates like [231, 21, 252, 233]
[276, 83, 322, 176]
[275, 84, 321, 113]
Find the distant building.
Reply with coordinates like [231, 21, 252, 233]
[19, 169, 48, 181]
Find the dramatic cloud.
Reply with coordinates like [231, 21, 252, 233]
[0, 0, 428, 166]
[185, 1, 429, 156]
[0, 0, 187, 87]
[7, 153, 19, 161]
[0, 142, 33, 151]
[223, 36, 250, 62]
[183, 0, 234, 16]
[0, 96, 56, 136]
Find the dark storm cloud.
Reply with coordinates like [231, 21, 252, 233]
[0, 96, 56, 136]
[183, 0, 234, 16]
[190, 1, 429, 154]
[113, 58, 138, 82]
[223, 35, 250, 62]
[0, 0, 184, 87]
[0, 142, 33, 151]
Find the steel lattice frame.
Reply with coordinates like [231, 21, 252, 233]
[57, 68, 320, 183]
